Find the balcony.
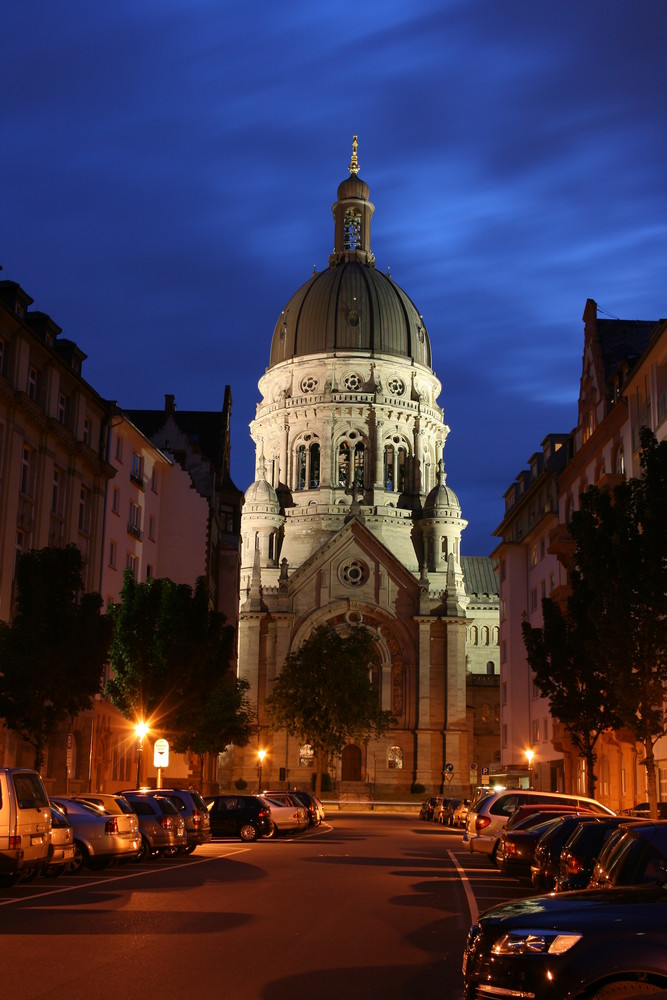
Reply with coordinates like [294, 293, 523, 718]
[127, 522, 143, 541]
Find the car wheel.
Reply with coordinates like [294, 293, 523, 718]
[590, 983, 664, 998]
[69, 840, 88, 874]
[240, 823, 258, 842]
[182, 844, 196, 855]
[490, 843, 500, 867]
[21, 867, 40, 882]
[135, 837, 153, 862]
[43, 864, 66, 879]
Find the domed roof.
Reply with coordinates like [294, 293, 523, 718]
[269, 263, 431, 368]
[423, 462, 461, 515]
[268, 136, 432, 370]
[244, 477, 280, 512]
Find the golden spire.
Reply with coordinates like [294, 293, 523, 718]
[348, 134, 360, 175]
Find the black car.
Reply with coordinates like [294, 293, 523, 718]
[281, 789, 323, 827]
[530, 813, 600, 891]
[588, 821, 667, 888]
[462, 884, 667, 999]
[555, 816, 640, 892]
[496, 814, 567, 882]
[419, 797, 440, 821]
[205, 794, 272, 841]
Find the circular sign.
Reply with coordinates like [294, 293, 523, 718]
[445, 762, 454, 773]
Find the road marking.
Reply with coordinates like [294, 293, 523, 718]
[447, 849, 478, 926]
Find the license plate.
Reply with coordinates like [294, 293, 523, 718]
[63, 847, 74, 859]
[30, 835, 43, 846]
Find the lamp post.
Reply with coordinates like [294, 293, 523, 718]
[135, 721, 149, 788]
[525, 748, 534, 790]
[257, 749, 266, 792]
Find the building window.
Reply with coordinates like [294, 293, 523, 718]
[481, 626, 489, 645]
[486, 661, 495, 676]
[530, 588, 538, 611]
[130, 452, 144, 486]
[151, 467, 158, 492]
[83, 417, 91, 446]
[115, 435, 123, 461]
[384, 442, 406, 491]
[529, 544, 537, 568]
[128, 500, 142, 539]
[27, 366, 38, 400]
[543, 718, 549, 742]
[78, 485, 91, 533]
[343, 208, 362, 250]
[148, 514, 156, 541]
[125, 552, 138, 578]
[532, 719, 540, 742]
[109, 540, 117, 568]
[112, 486, 120, 514]
[583, 408, 595, 443]
[470, 626, 478, 645]
[387, 746, 403, 769]
[20, 446, 34, 497]
[299, 744, 314, 768]
[549, 571, 555, 592]
[57, 392, 68, 425]
[51, 466, 65, 516]
[296, 445, 306, 490]
[615, 447, 625, 476]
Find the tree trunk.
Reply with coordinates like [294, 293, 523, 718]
[315, 748, 326, 800]
[643, 735, 659, 820]
[585, 748, 597, 800]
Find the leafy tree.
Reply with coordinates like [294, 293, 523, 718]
[105, 573, 253, 779]
[523, 429, 667, 814]
[568, 428, 667, 817]
[0, 544, 111, 771]
[265, 623, 394, 797]
[522, 596, 622, 798]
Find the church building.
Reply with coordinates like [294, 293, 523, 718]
[231, 139, 496, 797]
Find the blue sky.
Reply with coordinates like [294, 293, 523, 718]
[4, 1, 666, 555]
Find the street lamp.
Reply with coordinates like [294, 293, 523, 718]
[257, 749, 266, 792]
[525, 748, 534, 790]
[135, 721, 149, 788]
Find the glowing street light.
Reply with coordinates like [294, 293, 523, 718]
[257, 748, 266, 792]
[135, 721, 149, 788]
[525, 747, 534, 790]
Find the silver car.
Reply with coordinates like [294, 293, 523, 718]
[50, 796, 141, 872]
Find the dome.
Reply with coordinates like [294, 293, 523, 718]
[244, 478, 280, 512]
[269, 263, 431, 368]
[268, 135, 432, 369]
[423, 463, 460, 515]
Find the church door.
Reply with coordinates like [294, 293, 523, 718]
[341, 744, 362, 781]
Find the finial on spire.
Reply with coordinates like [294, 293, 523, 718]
[348, 134, 360, 175]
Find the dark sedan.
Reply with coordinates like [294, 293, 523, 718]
[462, 884, 667, 999]
[205, 794, 272, 841]
[530, 813, 600, 891]
[555, 816, 640, 892]
[496, 814, 567, 882]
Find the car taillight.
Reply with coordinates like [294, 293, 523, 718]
[258, 807, 269, 818]
[566, 856, 583, 874]
[8, 836, 21, 849]
[192, 812, 201, 828]
[105, 818, 119, 835]
[503, 841, 516, 857]
[160, 817, 173, 830]
[475, 816, 491, 832]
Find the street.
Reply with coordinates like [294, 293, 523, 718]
[0, 813, 535, 1000]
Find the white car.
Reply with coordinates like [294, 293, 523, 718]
[257, 793, 308, 836]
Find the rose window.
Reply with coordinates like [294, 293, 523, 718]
[300, 375, 318, 393]
[343, 372, 363, 391]
[388, 376, 405, 396]
[339, 560, 368, 587]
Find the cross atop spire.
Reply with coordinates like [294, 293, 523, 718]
[348, 134, 360, 175]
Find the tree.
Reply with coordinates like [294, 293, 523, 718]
[0, 544, 111, 771]
[523, 429, 667, 814]
[522, 596, 622, 798]
[105, 573, 254, 779]
[568, 428, 667, 817]
[265, 624, 394, 798]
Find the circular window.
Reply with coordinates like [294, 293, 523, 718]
[300, 376, 318, 393]
[339, 560, 368, 587]
[343, 372, 363, 391]
[388, 376, 404, 396]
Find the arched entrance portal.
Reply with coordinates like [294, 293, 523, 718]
[341, 744, 362, 781]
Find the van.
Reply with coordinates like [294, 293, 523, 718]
[0, 768, 51, 885]
[463, 788, 614, 863]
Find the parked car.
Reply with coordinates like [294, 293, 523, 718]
[0, 767, 51, 886]
[587, 821, 667, 889]
[622, 801, 667, 820]
[205, 794, 272, 841]
[43, 802, 75, 877]
[121, 791, 187, 860]
[51, 796, 141, 872]
[436, 799, 461, 826]
[122, 787, 211, 854]
[288, 789, 325, 826]
[419, 797, 441, 821]
[496, 814, 570, 883]
[504, 802, 596, 832]
[463, 788, 614, 864]
[258, 793, 308, 835]
[452, 799, 470, 828]
[74, 792, 136, 817]
[462, 884, 667, 999]
[530, 814, 602, 891]
[555, 816, 641, 892]
[432, 798, 453, 824]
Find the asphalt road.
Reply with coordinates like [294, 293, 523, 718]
[0, 813, 535, 1000]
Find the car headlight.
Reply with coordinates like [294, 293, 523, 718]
[492, 931, 582, 956]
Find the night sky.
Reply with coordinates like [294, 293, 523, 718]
[5, 1, 666, 556]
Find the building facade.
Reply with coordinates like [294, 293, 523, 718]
[231, 141, 498, 798]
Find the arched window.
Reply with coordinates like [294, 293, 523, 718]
[481, 626, 489, 646]
[387, 746, 403, 769]
[310, 443, 320, 487]
[338, 442, 350, 486]
[486, 661, 495, 676]
[384, 442, 407, 491]
[343, 208, 362, 250]
[296, 439, 320, 490]
[297, 445, 306, 490]
[338, 435, 365, 490]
